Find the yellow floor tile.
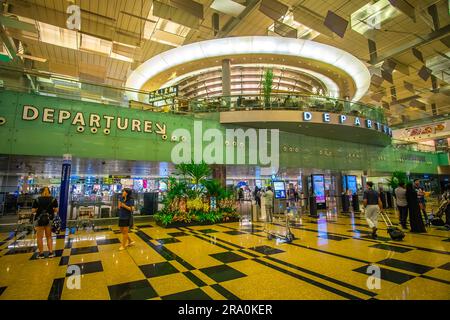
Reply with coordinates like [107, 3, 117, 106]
[61, 273, 110, 300]
[148, 273, 199, 297]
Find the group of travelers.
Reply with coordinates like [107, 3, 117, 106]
[364, 178, 450, 239]
[31, 186, 136, 258]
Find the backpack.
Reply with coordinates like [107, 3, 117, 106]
[52, 215, 62, 233]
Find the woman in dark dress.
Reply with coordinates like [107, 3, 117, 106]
[406, 183, 426, 233]
[118, 188, 136, 250]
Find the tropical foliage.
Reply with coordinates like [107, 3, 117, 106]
[155, 163, 239, 226]
[262, 68, 273, 107]
[387, 171, 408, 190]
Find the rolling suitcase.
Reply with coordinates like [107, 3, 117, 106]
[380, 211, 405, 241]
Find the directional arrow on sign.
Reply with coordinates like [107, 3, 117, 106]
[155, 123, 166, 135]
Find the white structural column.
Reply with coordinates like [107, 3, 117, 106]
[222, 59, 231, 98]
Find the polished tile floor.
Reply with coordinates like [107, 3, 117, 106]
[0, 212, 449, 300]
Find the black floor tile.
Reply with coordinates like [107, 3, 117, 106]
[96, 238, 121, 245]
[167, 232, 189, 237]
[377, 259, 434, 274]
[211, 284, 240, 300]
[161, 288, 212, 300]
[174, 256, 196, 271]
[239, 227, 263, 233]
[223, 230, 246, 236]
[30, 249, 64, 260]
[47, 278, 65, 300]
[0, 286, 6, 297]
[137, 224, 153, 228]
[318, 234, 349, 241]
[108, 279, 158, 300]
[361, 235, 392, 242]
[251, 245, 285, 255]
[182, 272, 207, 287]
[210, 251, 247, 263]
[157, 238, 181, 244]
[64, 238, 73, 249]
[369, 243, 412, 253]
[200, 264, 247, 283]
[70, 246, 99, 255]
[94, 227, 112, 232]
[139, 261, 179, 278]
[353, 265, 415, 284]
[438, 262, 450, 271]
[198, 229, 219, 234]
[67, 261, 103, 275]
[59, 256, 70, 266]
[5, 246, 37, 255]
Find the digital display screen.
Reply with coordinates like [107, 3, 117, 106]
[255, 180, 262, 188]
[347, 176, 358, 195]
[133, 179, 143, 190]
[273, 181, 286, 199]
[159, 181, 167, 192]
[312, 175, 326, 203]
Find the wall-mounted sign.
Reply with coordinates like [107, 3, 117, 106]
[21, 105, 168, 139]
[393, 120, 449, 142]
[149, 86, 178, 107]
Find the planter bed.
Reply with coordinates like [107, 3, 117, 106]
[156, 217, 240, 228]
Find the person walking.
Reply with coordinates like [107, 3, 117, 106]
[363, 182, 382, 239]
[118, 188, 135, 251]
[406, 182, 426, 233]
[442, 185, 450, 230]
[32, 187, 58, 259]
[264, 186, 274, 223]
[414, 179, 429, 225]
[395, 182, 408, 229]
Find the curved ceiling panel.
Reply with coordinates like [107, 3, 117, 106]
[126, 36, 370, 102]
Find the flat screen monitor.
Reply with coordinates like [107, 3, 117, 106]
[159, 181, 167, 192]
[133, 179, 143, 190]
[255, 180, 262, 188]
[312, 175, 326, 204]
[273, 181, 286, 199]
[346, 176, 358, 195]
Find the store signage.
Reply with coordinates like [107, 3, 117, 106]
[302, 111, 392, 136]
[21, 105, 168, 138]
[149, 86, 178, 106]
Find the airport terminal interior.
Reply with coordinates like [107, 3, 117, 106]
[0, 0, 449, 301]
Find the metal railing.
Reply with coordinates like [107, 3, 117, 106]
[184, 94, 387, 123]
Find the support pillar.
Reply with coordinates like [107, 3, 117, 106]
[222, 59, 231, 108]
[59, 154, 71, 230]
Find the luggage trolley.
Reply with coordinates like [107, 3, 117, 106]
[15, 207, 35, 236]
[76, 206, 95, 230]
[264, 210, 296, 243]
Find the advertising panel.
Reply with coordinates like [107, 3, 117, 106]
[312, 175, 326, 204]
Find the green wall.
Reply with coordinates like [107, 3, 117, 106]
[0, 90, 446, 174]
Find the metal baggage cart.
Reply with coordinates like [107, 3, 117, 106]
[15, 207, 35, 238]
[263, 209, 296, 243]
[76, 206, 95, 230]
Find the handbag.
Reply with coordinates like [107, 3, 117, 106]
[52, 215, 62, 233]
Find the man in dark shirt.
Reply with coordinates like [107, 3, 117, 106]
[363, 181, 382, 239]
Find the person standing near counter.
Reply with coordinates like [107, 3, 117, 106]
[395, 182, 408, 229]
[118, 188, 135, 251]
[264, 187, 274, 223]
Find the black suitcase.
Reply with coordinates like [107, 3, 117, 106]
[380, 211, 405, 241]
